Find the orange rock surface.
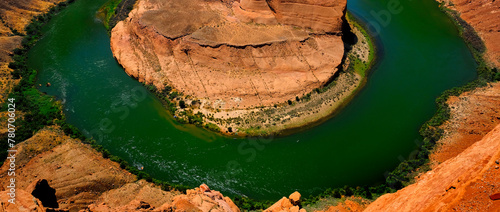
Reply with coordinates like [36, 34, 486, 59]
[265, 191, 306, 212]
[365, 123, 500, 211]
[236, 0, 346, 33]
[0, 127, 137, 211]
[432, 82, 500, 164]
[0, 127, 240, 211]
[86, 183, 239, 212]
[0, 189, 45, 212]
[110, 0, 346, 110]
[439, 0, 500, 67]
[0, 0, 66, 104]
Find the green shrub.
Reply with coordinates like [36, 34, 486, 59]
[204, 123, 220, 132]
[179, 100, 186, 108]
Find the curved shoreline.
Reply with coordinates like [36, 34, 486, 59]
[1, 0, 496, 210]
[154, 13, 377, 137]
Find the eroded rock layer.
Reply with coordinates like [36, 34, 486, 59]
[0, 127, 240, 212]
[366, 123, 500, 211]
[439, 0, 500, 67]
[0, 0, 66, 104]
[111, 0, 346, 109]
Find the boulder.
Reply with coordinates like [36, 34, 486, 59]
[289, 191, 301, 205]
[238, 0, 347, 33]
[200, 183, 211, 192]
[110, 0, 346, 111]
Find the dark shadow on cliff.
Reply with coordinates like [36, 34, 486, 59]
[31, 179, 59, 208]
[324, 11, 357, 86]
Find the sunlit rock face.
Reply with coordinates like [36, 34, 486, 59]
[110, 0, 346, 109]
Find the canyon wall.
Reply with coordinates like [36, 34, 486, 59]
[0, 127, 240, 212]
[366, 123, 500, 211]
[0, 0, 66, 103]
[110, 0, 346, 110]
[362, 1, 500, 210]
[439, 0, 500, 68]
[235, 0, 345, 33]
[362, 82, 500, 212]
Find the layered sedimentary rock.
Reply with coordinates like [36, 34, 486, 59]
[365, 123, 500, 211]
[0, 0, 66, 104]
[0, 127, 137, 211]
[111, 0, 346, 109]
[235, 0, 345, 33]
[0, 127, 239, 212]
[432, 82, 500, 164]
[438, 0, 500, 67]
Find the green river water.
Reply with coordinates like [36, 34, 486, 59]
[28, 0, 477, 200]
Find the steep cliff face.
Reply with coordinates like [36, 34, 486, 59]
[363, 83, 500, 211]
[0, 127, 240, 212]
[365, 123, 500, 212]
[431, 82, 500, 164]
[0, 0, 66, 104]
[111, 0, 346, 110]
[235, 0, 345, 33]
[439, 0, 500, 67]
[0, 127, 137, 211]
[0, 0, 65, 34]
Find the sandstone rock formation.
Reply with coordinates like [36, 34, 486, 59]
[111, 0, 346, 110]
[365, 123, 500, 211]
[85, 183, 240, 212]
[234, 0, 345, 33]
[0, 126, 241, 212]
[162, 184, 240, 212]
[431, 82, 500, 164]
[438, 0, 500, 67]
[0, 0, 66, 104]
[0, 127, 137, 211]
[313, 197, 370, 212]
[84, 179, 178, 211]
[0, 189, 45, 212]
[264, 191, 306, 212]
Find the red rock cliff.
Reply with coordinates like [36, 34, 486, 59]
[438, 0, 500, 67]
[110, 0, 346, 110]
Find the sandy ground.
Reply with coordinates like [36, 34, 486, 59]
[196, 18, 373, 136]
[431, 82, 500, 165]
[0, 0, 67, 105]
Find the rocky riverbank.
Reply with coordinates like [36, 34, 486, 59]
[0, 0, 498, 211]
[0, 0, 67, 104]
[110, 0, 376, 136]
[0, 126, 242, 211]
[437, 0, 500, 68]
